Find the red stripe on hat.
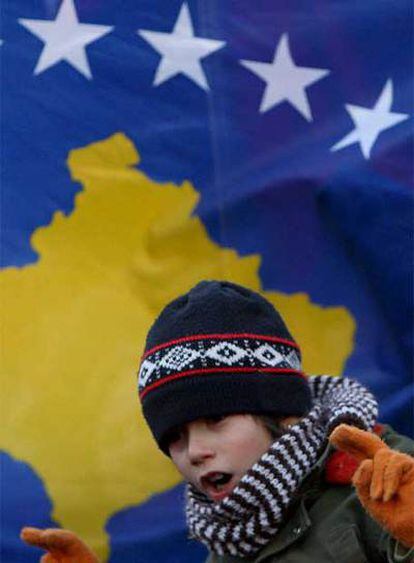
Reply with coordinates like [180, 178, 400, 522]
[139, 366, 306, 400]
[142, 333, 300, 359]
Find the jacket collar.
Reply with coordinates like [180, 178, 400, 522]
[254, 443, 333, 561]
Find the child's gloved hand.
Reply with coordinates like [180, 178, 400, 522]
[20, 527, 100, 562]
[329, 424, 414, 548]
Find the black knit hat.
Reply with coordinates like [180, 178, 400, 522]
[138, 281, 312, 454]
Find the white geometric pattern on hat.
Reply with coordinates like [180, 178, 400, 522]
[205, 342, 248, 365]
[139, 337, 302, 392]
[159, 346, 201, 370]
[138, 359, 157, 387]
[286, 349, 301, 370]
[253, 343, 284, 366]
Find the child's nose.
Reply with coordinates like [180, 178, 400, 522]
[187, 430, 215, 465]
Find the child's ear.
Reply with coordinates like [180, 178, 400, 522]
[280, 416, 301, 428]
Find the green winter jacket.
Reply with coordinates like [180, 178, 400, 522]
[206, 425, 414, 563]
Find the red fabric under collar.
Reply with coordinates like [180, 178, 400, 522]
[325, 423, 384, 485]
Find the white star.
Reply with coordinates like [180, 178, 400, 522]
[19, 0, 113, 79]
[138, 2, 225, 90]
[240, 34, 330, 120]
[331, 80, 409, 159]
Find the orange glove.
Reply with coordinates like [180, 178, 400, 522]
[329, 424, 414, 548]
[20, 527, 100, 563]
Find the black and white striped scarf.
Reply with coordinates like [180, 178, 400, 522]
[186, 375, 378, 557]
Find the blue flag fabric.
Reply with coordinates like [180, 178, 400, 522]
[1, 1, 413, 561]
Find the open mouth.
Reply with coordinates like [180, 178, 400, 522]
[200, 472, 234, 501]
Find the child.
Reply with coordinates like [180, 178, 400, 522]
[22, 281, 414, 562]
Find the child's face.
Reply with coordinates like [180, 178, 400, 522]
[168, 414, 274, 503]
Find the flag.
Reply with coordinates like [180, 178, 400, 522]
[1, 0, 412, 561]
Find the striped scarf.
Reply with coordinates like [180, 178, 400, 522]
[186, 375, 378, 557]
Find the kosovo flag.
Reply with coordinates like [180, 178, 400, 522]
[1, 1, 412, 561]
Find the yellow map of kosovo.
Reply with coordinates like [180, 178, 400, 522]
[1, 133, 355, 560]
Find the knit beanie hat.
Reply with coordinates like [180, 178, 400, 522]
[138, 281, 312, 453]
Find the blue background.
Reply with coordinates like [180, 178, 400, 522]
[1, 0, 412, 560]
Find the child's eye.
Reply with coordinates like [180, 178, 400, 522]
[167, 428, 184, 445]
